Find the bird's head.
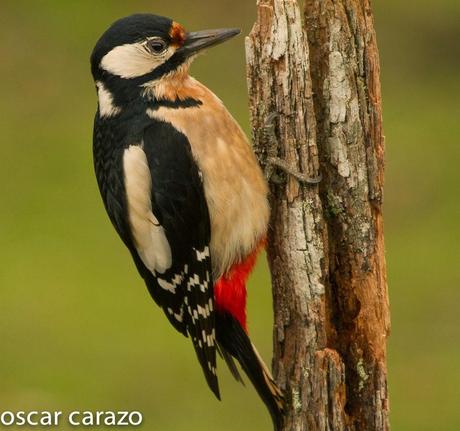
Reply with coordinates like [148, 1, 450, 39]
[91, 14, 240, 101]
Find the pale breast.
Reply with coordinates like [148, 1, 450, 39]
[147, 79, 269, 279]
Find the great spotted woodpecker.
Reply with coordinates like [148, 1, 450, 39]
[90, 14, 284, 429]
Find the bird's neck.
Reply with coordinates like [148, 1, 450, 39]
[94, 78, 140, 113]
[96, 62, 205, 113]
[141, 63, 204, 103]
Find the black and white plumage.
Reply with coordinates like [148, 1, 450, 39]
[93, 103, 219, 394]
[91, 13, 283, 429]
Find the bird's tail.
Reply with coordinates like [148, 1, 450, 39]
[216, 311, 284, 431]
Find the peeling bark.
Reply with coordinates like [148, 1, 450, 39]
[246, 1, 389, 430]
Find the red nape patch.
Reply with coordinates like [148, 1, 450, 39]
[214, 240, 266, 332]
[169, 22, 186, 47]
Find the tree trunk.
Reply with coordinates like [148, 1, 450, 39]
[245, 1, 390, 430]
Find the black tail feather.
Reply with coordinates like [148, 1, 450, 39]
[216, 312, 284, 431]
[220, 347, 245, 384]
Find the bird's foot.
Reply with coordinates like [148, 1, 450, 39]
[261, 112, 322, 185]
[267, 156, 322, 184]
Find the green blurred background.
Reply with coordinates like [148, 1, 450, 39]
[0, 1, 458, 430]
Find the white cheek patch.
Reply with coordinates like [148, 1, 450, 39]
[96, 81, 121, 118]
[123, 145, 172, 273]
[100, 42, 175, 79]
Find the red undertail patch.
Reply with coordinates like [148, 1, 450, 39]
[214, 240, 265, 332]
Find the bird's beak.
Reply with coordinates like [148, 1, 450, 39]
[178, 28, 241, 57]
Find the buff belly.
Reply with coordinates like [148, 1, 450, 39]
[147, 78, 269, 279]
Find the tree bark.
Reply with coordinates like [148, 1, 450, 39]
[245, 1, 389, 430]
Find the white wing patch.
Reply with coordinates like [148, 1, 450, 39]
[157, 272, 184, 293]
[196, 246, 210, 262]
[123, 145, 172, 274]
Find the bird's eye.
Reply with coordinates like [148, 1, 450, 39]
[147, 38, 168, 54]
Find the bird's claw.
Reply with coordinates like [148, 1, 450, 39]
[267, 157, 322, 185]
[261, 112, 321, 185]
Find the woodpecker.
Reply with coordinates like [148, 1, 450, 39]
[90, 14, 283, 429]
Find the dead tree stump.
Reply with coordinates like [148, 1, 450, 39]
[246, 1, 389, 429]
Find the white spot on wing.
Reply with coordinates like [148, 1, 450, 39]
[173, 307, 184, 323]
[186, 272, 209, 293]
[195, 246, 210, 262]
[197, 304, 210, 318]
[123, 145, 172, 273]
[158, 278, 176, 293]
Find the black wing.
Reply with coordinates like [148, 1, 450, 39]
[94, 115, 219, 398]
[138, 121, 219, 398]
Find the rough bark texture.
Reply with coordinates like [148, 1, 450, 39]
[245, 1, 389, 430]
